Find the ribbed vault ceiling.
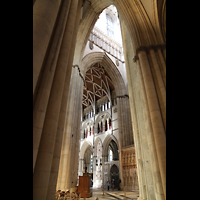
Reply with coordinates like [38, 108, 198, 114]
[82, 62, 115, 108]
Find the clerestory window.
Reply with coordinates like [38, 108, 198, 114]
[106, 14, 114, 39]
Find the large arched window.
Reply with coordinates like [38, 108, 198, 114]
[106, 14, 114, 39]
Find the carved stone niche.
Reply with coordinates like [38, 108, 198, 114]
[121, 145, 136, 167]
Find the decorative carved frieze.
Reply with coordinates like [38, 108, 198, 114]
[89, 26, 125, 63]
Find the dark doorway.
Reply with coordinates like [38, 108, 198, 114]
[110, 164, 119, 189]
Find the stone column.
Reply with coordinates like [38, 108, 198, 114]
[157, 47, 166, 82]
[117, 97, 124, 147]
[117, 96, 134, 147]
[33, 0, 62, 96]
[50, 0, 82, 192]
[58, 67, 81, 190]
[138, 49, 166, 198]
[162, 46, 166, 62]
[93, 155, 97, 187]
[79, 158, 84, 176]
[124, 96, 134, 146]
[126, 51, 165, 200]
[149, 47, 166, 128]
[134, 57, 165, 200]
[57, 65, 84, 191]
[120, 23, 145, 200]
[102, 155, 106, 188]
[116, 97, 124, 189]
[33, 1, 79, 199]
[47, 35, 82, 200]
[33, 0, 72, 173]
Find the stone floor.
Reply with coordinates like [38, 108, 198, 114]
[84, 187, 139, 200]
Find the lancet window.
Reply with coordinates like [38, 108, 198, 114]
[109, 118, 112, 129]
[105, 120, 108, 131]
[98, 123, 100, 133]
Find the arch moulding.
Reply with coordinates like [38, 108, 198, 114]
[80, 52, 127, 97]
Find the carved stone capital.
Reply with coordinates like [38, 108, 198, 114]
[157, 44, 166, 51]
[148, 45, 157, 52]
[133, 55, 139, 63]
[136, 46, 148, 55]
[135, 44, 166, 56]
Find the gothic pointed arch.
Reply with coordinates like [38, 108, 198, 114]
[102, 134, 119, 157]
[81, 52, 127, 97]
[73, 1, 163, 66]
[80, 140, 93, 159]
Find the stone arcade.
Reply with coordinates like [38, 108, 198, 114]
[33, 1, 166, 200]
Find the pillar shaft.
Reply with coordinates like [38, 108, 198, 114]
[149, 49, 166, 116]
[33, 0, 72, 173]
[65, 71, 83, 190]
[157, 49, 166, 85]
[136, 59, 165, 200]
[33, 0, 62, 96]
[46, 0, 82, 196]
[57, 65, 84, 191]
[138, 50, 166, 198]
[33, 0, 79, 199]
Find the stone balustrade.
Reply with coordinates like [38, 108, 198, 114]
[89, 26, 124, 62]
